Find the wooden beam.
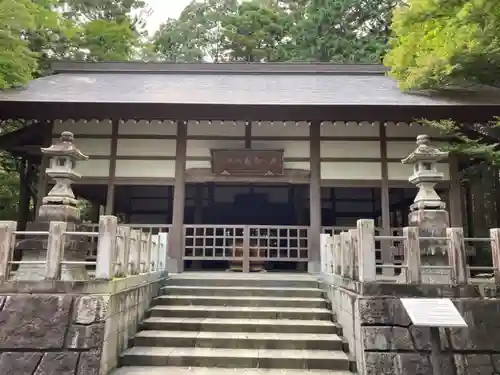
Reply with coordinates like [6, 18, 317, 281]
[379, 124, 392, 275]
[105, 120, 119, 215]
[245, 121, 252, 148]
[167, 120, 188, 272]
[309, 121, 321, 273]
[449, 156, 463, 226]
[35, 121, 54, 215]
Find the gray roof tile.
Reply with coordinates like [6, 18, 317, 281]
[1, 68, 499, 107]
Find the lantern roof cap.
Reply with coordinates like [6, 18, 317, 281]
[41, 131, 88, 160]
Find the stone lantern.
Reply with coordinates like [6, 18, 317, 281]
[13, 132, 89, 281]
[402, 134, 449, 212]
[402, 134, 451, 283]
[39, 131, 88, 221]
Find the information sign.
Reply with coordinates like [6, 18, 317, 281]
[400, 298, 468, 328]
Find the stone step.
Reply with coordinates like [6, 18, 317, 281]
[142, 317, 340, 334]
[133, 330, 343, 351]
[120, 346, 350, 370]
[111, 366, 353, 375]
[148, 305, 332, 320]
[162, 285, 324, 298]
[168, 275, 319, 289]
[153, 295, 328, 308]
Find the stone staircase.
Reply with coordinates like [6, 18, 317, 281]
[113, 273, 354, 375]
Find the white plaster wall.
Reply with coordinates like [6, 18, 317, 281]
[321, 162, 382, 180]
[186, 160, 211, 169]
[117, 139, 176, 157]
[387, 162, 450, 180]
[385, 122, 442, 138]
[320, 122, 380, 138]
[119, 120, 177, 135]
[251, 121, 310, 137]
[321, 140, 380, 158]
[53, 120, 112, 135]
[251, 140, 309, 158]
[387, 141, 448, 159]
[75, 159, 110, 177]
[188, 120, 246, 137]
[284, 161, 310, 170]
[187, 140, 245, 157]
[115, 160, 175, 178]
[54, 138, 111, 157]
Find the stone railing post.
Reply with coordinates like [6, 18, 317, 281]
[156, 232, 168, 271]
[356, 219, 376, 281]
[490, 228, 500, 283]
[129, 230, 140, 275]
[45, 221, 67, 280]
[332, 234, 341, 275]
[342, 231, 354, 278]
[95, 215, 118, 280]
[327, 236, 334, 274]
[339, 233, 346, 276]
[349, 228, 358, 280]
[447, 227, 468, 284]
[141, 232, 151, 274]
[320, 234, 326, 273]
[115, 226, 130, 278]
[0, 221, 17, 281]
[403, 227, 421, 283]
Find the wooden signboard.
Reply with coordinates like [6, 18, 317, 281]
[211, 149, 284, 176]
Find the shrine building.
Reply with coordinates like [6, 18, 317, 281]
[0, 61, 499, 273]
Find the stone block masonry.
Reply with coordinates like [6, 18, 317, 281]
[0, 294, 98, 375]
[358, 297, 500, 375]
[321, 275, 500, 375]
[0, 272, 167, 375]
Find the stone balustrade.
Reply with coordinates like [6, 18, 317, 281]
[320, 218, 500, 285]
[0, 215, 168, 282]
[0, 215, 169, 375]
[320, 218, 500, 375]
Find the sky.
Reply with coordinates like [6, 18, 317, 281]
[145, 0, 193, 35]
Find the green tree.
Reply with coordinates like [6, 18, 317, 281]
[222, 0, 288, 61]
[0, 0, 40, 89]
[384, 0, 500, 90]
[289, 0, 398, 62]
[153, 0, 238, 62]
[78, 19, 140, 61]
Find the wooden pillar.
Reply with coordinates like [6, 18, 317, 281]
[245, 121, 252, 149]
[309, 121, 321, 273]
[105, 120, 119, 215]
[449, 156, 463, 227]
[168, 120, 187, 272]
[35, 121, 54, 215]
[379, 123, 392, 275]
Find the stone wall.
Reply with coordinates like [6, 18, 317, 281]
[321, 275, 500, 375]
[360, 297, 500, 375]
[0, 273, 167, 375]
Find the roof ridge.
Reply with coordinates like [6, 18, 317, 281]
[51, 61, 388, 75]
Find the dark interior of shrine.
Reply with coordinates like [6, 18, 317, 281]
[75, 183, 427, 227]
[74, 183, 438, 271]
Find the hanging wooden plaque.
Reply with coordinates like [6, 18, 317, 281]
[211, 149, 284, 176]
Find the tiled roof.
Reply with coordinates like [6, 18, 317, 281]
[0, 62, 498, 107]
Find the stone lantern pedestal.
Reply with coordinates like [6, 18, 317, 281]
[13, 132, 90, 281]
[402, 134, 451, 284]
